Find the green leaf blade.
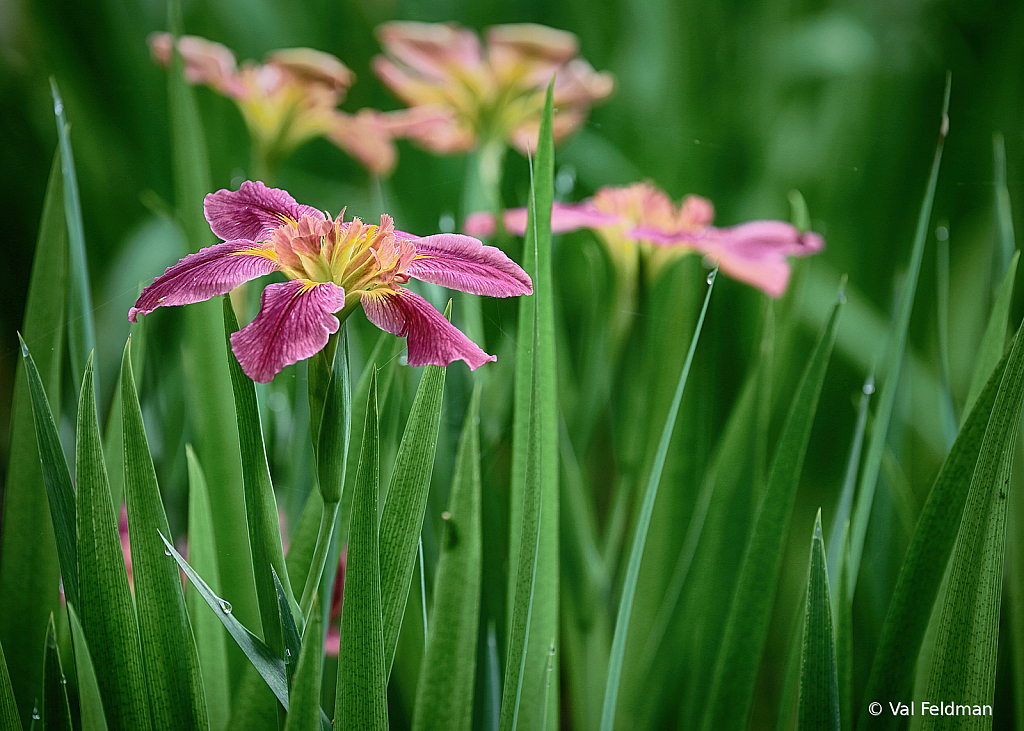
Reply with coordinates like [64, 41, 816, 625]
[700, 294, 843, 731]
[412, 390, 483, 731]
[66, 605, 111, 731]
[282, 598, 323, 731]
[76, 356, 150, 731]
[42, 615, 72, 731]
[378, 363, 447, 675]
[0, 640, 21, 731]
[797, 512, 840, 731]
[335, 373, 388, 730]
[122, 340, 209, 731]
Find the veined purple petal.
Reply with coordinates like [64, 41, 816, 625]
[463, 201, 621, 238]
[205, 181, 324, 242]
[360, 287, 495, 370]
[406, 233, 533, 296]
[128, 240, 280, 322]
[230, 279, 346, 383]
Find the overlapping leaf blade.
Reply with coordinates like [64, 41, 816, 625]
[335, 373, 388, 730]
[0, 639, 20, 731]
[700, 294, 843, 731]
[121, 340, 209, 731]
[0, 152, 66, 727]
[42, 615, 72, 731]
[67, 605, 110, 731]
[76, 356, 149, 731]
[412, 390, 483, 731]
[282, 599, 323, 731]
[797, 512, 840, 731]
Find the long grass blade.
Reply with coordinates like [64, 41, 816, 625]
[0, 639, 22, 731]
[919, 324, 1024, 728]
[858, 335, 1016, 731]
[847, 74, 951, 591]
[378, 361, 446, 675]
[76, 355, 150, 731]
[223, 297, 297, 658]
[42, 615, 72, 731]
[18, 337, 78, 612]
[962, 251, 1019, 423]
[600, 267, 717, 730]
[0, 151, 66, 729]
[334, 372, 388, 730]
[797, 511, 840, 731]
[282, 598, 323, 731]
[186, 448, 230, 731]
[507, 79, 559, 731]
[66, 605, 110, 731]
[993, 132, 1016, 276]
[49, 79, 95, 390]
[700, 292, 843, 731]
[412, 389, 483, 731]
[122, 339, 209, 731]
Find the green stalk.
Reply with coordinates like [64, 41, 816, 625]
[299, 502, 340, 621]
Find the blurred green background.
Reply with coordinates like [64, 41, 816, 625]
[2, 0, 1023, 726]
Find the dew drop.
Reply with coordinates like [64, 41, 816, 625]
[164, 548, 172, 556]
[285, 649, 292, 658]
[61, 677, 67, 685]
[219, 599, 233, 614]
[53, 101, 63, 116]
[863, 382, 875, 396]
[554, 165, 576, 196]
[706, 271, 716, 284]
[935, 225, 949, 242]
[32, 709, 40, 720]
[438, 213, 456, 233]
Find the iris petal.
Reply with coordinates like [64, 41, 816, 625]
[129, 240, 280, 322]
[205, 180, 323, 242]
[230, 279, 346, 383]
[360, 287, 495, 370]
[406, 233, 533, 296]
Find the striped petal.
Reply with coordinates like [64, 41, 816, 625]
[204, 180, 324, 242]
[360, 287, 495, 370]
[230, 279, 346, 383]
[128, 240, 279, 322]
[406, 233, 533, 296]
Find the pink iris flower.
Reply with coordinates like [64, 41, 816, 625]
[373, 21, 614, 155]
[149, 34, 397, 175]
[128, 181, 533, 383]
[464, 182, 823, 297]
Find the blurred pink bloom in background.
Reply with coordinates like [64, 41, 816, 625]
[149, 33, 397, 175]
[373, 21, 614, 155]
[465, 181, 823, 297]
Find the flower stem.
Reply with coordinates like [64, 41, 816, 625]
[299, 499, 340, 622]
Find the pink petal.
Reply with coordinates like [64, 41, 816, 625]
[230, 280, 346, 383]
[326, 109, 398, 176]
[462, 201, 620, 238]
[360, 287, 495, 370]
[128, 240, 280, 322]
[376, 21, 483, 82]
[204, 181, 324, 242]
[716, 220, 825, 258]
[406, 233, 533, 296]
[323, 627, 341, 658]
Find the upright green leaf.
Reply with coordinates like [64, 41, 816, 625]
[335, 373, 387, 730]
[0, 151, 66, 727]
[700, 294, 842, 731]
[500, 309, 544, 731]
[76, 356, 150, 731]
[859, 341, 1014, 731]
[166, 0, 257, 657]
[186, 448, 230, 731]
[49, 79, 95, 390]
[600, 268, 716, 731]
[378, 362, 446, 674]
[282, 599, 323, 731]
[67, 605, 110, 731]
[847, 75, 951, 590]
[412, 390, 483, 731]
[962, 251, 1019, 422]
[122, 340, 209, 731]
[797, 512, 840, 731]
[508, 80, 559, 731]
[223, 296, 296, 659]
[993, 132, 1016, 276]
[18, 337, 78, 612]
[0, 639, 20, 731]
[42, 616, 72, 731]
[920, 325, 1024, 729]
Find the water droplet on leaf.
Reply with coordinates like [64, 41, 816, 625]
[53, 101, 63, 116]
[863, 382, 875, 395]
[706, 271, 716, 284]
[219, 599, 232, 614]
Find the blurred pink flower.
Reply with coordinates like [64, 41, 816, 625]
[373, 21, 614, 155]
[129, 181, 533, 382]
[464, 182, 823, 297]
[119, 503, 134, 592]
[149, 33, 396, 175]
